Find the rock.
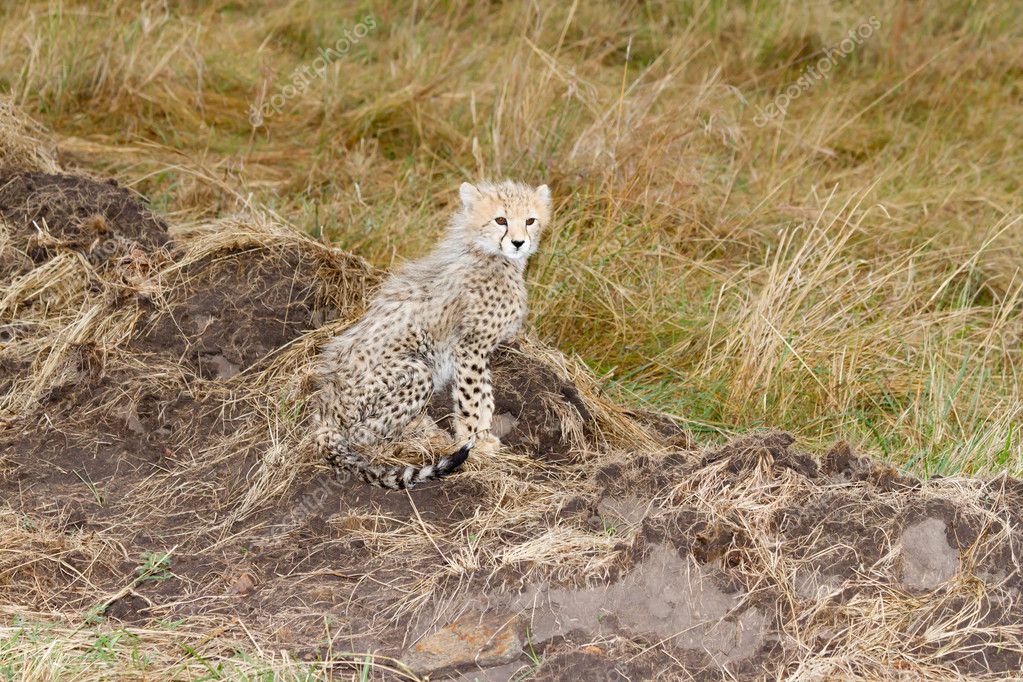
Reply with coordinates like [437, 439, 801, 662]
[507, 544, 767, 663]
[226, 571, 257, 596]
[490, 412, 518, 439]
[203, 352, 240, 379]
[403, 612, 523, 677]
[900, 518, 959, 590]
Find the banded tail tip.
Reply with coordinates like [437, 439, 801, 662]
[438, 442, 471, 475]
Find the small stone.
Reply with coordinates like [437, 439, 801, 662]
[205, 353, 240, 379]
[125, 409, 145, 435]
[900, 518, 958, 590]
[226, 571, 257, 596]
[403, 612, 522, 677]
[491, 413, 518, 439]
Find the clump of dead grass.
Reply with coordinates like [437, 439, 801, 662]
[0, 96, 58, 174]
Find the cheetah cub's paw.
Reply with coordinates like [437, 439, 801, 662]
[472, 430, 502, 456]
[454, 419, 502, 455]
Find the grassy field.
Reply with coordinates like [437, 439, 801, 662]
[3, 2, 1023, 679]
[2, 0, 1020, 476]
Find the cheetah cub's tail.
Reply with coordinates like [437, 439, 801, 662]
[322, 438, 471, 490]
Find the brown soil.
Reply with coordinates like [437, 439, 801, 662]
[0, 171, 169, 270]
[3, 169, 1023, 680]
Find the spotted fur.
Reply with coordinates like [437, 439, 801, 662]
[311, 180, 552, 489]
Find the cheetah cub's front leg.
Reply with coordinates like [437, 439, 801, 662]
[452, 349, 501, 455]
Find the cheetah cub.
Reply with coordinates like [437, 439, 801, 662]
[311, 180, 552, 489]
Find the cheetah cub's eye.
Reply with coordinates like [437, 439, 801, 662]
[495, 217, 507, 226]
[526, 218, 536, 225]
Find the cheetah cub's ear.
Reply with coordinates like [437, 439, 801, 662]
[536, 183, 551, 207]
[459, 182, 483, 209]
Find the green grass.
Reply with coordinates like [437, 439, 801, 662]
[0, 616, 415, 681]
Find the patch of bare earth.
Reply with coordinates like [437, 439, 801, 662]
[3, 165, 1023, 680]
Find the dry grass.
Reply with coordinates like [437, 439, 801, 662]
[2, 0, 1020, 476]
[0, 93, 663, 676]
[648, 451, 1023, 680]
[1, 0, 1022, 678]
[0, 606, 419, 681]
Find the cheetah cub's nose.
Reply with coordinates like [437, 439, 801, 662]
[511, 239, 525, 249]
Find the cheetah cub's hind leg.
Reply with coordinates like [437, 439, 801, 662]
[318, 358, 470, 490]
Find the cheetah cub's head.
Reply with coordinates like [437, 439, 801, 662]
[457, 180, 551, 261]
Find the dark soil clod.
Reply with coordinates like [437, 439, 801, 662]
[0, 171, 169, 267]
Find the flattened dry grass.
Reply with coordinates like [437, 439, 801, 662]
[0, 608, 419, 681]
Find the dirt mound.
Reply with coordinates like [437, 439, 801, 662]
[390, 432, 1020, 680]
[425, 344, 593, 463]
[3, 168, 1023, 681]
[0, 167, 617, 626]
[0, 171, 169, 270]
[137, 248, 346, 379]
[374, 430, 1023, 680]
